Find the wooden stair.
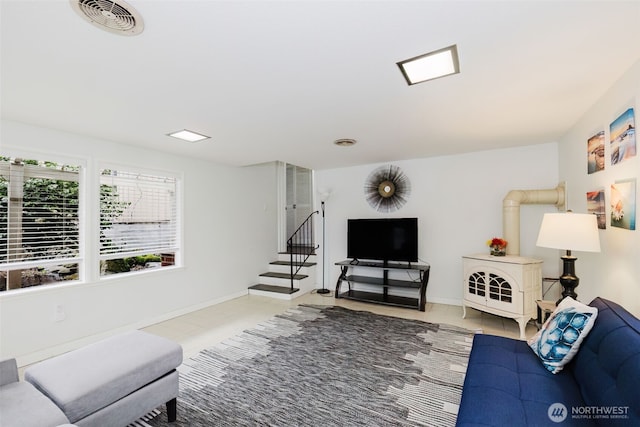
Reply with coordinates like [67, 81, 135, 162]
[248, 252, 317, 300]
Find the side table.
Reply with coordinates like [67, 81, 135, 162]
[536, 300, 557, 328]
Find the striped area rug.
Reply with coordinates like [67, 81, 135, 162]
[140, 304, 474, 426]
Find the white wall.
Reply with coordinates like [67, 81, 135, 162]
[0, 120, 279, 365]
[315, 142, 560, 306]
[557, 59, 640, 316]
[315, 60, 640, 317]
[2, 60, 636, 365]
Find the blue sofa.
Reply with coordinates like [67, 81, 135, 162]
[456, 297, 640, 426]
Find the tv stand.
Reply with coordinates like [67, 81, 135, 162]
[335, 260, 430, 311]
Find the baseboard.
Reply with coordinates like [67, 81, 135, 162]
[426, 296, 463, 307]
[18, 291, 465, 367]
[17, 289, 248, 368]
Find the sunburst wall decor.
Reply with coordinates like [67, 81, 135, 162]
[364, 164, 411, 213]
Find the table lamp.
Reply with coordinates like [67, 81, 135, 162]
[536, 212, 600, 305]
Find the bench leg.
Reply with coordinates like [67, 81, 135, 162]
[166, 398, 177, 422]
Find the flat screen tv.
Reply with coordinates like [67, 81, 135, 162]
[347, 218, 418, 263]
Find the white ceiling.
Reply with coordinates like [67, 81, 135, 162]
[2, 1, 639, 170]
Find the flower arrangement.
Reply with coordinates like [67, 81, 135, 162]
[487, 237, 507, 256]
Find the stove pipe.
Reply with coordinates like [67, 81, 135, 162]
[502, 182, 566, 256]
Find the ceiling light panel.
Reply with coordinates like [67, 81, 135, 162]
[397, 45, 460, 85]
[167, 129, 210, 142]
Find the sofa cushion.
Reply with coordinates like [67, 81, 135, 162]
[0, 358, 19, 386]
[0, 381, 70, 427]
[456, 334, 590, 426]
[24, 330, 182, 423]
[568, 297, 640, 423]
[528, 297, 598, 374]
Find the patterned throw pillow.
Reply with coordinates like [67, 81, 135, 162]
[528, 297, 598, 374]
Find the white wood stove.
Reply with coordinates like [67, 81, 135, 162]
[462, 254, 542, 339]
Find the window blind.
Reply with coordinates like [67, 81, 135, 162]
[0, 158, 80, 267]
[99, 169, 177, 260]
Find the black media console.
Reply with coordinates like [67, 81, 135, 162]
[334, 260, 430, 311]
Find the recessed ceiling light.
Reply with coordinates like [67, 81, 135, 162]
[397, 45, 460, 86]
[334, 138, 357, 147]
[167, 129, 210, 143]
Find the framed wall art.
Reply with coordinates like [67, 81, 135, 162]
[610, 108, 636, 166]
[586, 189, 606, 229]
[610, 178, 636, 230]
[587, 130, 605, 174]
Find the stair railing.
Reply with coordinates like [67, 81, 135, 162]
[287, 210, 319, 291]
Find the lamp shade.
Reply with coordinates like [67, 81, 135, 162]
[536, 212, 601, 252]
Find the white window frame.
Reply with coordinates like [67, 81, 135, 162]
[97, 163, 182, 279]
[0, 149, 86, 292]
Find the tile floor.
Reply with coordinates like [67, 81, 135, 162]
[142, 290, 539, 360]
[17, 291, 539, 378]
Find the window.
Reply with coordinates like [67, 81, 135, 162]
[0, 157, 81, 291]
[99, 168, 179, 276]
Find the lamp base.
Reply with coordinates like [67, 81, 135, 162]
[317, 288, 331, 294]
[557, 254, 579, 305]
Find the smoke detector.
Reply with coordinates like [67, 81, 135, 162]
[334, 138, 357, 147]
[70, 0, 144, 36]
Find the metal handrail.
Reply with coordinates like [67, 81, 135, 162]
[286, 210, 319, 291]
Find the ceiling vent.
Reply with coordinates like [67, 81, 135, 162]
[70, 0, 144, 36]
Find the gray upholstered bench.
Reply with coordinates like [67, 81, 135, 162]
[24, 330, 182, 427]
